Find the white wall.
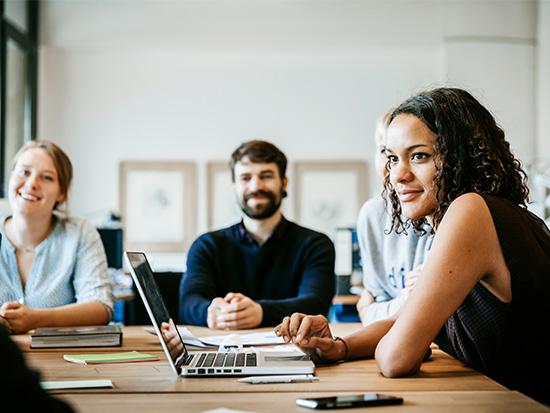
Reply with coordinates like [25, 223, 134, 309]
[36, 0, 541, 264]
[38, 1, 442, 228]
[538, 0, 550, 157]
[442, 0, 537, 167]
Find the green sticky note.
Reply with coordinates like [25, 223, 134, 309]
[63, 351, 159, 365]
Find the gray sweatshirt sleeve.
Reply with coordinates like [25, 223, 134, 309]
[357, 198, 431, 326]
[357, 198, 389, 300]
[361, 289, 409, 325]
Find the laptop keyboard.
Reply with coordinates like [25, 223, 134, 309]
[195, 352, 257, 368]
[181, 354, 195, 366]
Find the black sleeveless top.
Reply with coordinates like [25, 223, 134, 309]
[434, 195, 550, 404]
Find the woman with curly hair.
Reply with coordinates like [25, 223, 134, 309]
[356, 108, 433, 326]
[275, 88, 550, 403]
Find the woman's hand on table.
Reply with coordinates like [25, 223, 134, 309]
[0, 302, 39, 334]
[274, 313, 347, 363]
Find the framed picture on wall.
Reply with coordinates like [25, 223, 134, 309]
[293, 161, 368, 239]
[119, 160, 197, 252]
[207, 161, 242, 230]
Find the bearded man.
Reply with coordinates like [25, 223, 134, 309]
[179, 140, 335, 329]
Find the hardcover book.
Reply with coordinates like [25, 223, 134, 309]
[31, 325, 122, 348]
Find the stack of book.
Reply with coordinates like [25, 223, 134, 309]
[31, 325, 122, 348]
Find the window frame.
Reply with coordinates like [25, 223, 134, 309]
[0, 0, 39, 197]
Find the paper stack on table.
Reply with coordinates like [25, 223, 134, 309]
[144, 326, 285, 348]
[144, 326, 216, 348]
[198, 331, 285, 347]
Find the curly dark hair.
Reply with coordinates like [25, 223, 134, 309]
[383, 87, 529, 233]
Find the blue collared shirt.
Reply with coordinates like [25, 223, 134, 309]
[0, 215, 114, 316]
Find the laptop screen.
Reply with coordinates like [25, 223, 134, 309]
[126, 251, 187, 374]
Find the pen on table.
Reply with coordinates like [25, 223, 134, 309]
[238, 374, 319, 384]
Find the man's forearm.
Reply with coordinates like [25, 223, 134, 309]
[179, 294, 211, 326]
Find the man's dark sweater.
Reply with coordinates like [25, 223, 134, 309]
[179, 217, 335, 326]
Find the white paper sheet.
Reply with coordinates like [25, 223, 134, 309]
[198, 331, 285, 347]
[144, 327, 285, 348]
[144, 326, 215, 348]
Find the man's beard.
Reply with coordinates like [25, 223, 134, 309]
[240, 189, 283, 220]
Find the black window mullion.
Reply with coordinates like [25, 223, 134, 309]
[4, 21, 29, 48]
[0, 15, 6, 197]
[27, 1, 39, 139]
[0, 0, 38, 197]
[27, 0, 38, 141]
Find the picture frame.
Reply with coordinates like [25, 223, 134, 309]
[293, 160, 368, 238]
[207, 161, 242, 230]
[119, 160, 197, 252]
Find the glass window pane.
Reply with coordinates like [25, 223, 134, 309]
[4, 39, 29, 188]
[4, 0, 28, 33]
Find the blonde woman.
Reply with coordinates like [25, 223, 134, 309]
[0, 140, 113, 333]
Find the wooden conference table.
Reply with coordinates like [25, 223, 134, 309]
[13, 324, 547, 412]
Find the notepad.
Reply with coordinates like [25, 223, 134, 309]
[63, 351, 160, 365]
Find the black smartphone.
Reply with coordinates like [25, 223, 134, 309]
[296, 393, 403, 409]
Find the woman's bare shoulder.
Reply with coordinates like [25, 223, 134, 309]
[440, 193, 492, 230]
[432, 192, 502, 283]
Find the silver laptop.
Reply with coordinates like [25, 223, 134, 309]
[125, 251, 315, 377]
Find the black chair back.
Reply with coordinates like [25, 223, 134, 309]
[125, 272, 183, 325]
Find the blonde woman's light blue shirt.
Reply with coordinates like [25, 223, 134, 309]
[0, 215, 114, 317]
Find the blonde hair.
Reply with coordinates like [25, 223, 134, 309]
[374, 108, 394, 146]
[12, 140, 73, 209]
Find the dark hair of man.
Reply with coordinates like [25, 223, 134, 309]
[230, 140, 287, 182]
[383, 87, 529, 234]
